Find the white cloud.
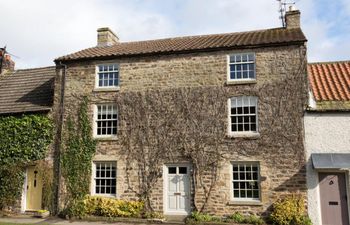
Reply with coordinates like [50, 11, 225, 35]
[0, 0, 349, 68]
[0, 0, 174, 68]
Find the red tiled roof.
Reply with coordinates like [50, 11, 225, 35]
[308, 61, 350, 102]
[56, 27, 306, 62]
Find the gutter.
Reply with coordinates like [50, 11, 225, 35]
[53, 61, 67, 215]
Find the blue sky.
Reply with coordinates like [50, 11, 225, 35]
[0, 0, 349, 68]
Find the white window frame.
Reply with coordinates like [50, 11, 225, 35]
[227, 53, 256, 82]
[228, 96, 259, 136]
[91, 161, 117, 197]
[95, 63, 120, 90]
[93, 104, 118, 138]
[230, 162, 261, 202]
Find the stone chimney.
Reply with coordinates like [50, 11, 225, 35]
[0, 48, 15, 74]
[285, 6, 301, 29]
[97, 27, 119, 47]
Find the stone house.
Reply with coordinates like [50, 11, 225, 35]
[52, 8, 308, 217]
[0, 51, 56, 212]
[305, 61, 350, 225]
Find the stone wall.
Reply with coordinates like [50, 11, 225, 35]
[54, 44, 308, 216]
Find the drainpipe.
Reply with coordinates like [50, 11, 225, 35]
[53, 61, 67, 215]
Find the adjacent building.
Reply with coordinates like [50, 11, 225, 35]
[305, 61, 350, 225]
[0, 53, 56, 212]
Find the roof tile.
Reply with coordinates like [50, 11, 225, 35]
[308, 61, 350, 102]
[56, 27, 306, 62]
[0, 66, 55, 114]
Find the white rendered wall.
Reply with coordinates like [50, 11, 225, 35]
[304, 112, 350, 225]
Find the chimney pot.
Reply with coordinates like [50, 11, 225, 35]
[285, 9, 301, 29]
[97, 27, 119, 47]
[0, 49, 15, 74]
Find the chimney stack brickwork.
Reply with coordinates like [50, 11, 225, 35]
[285, 10, 301, 29]
[0, 49, 15, 74]
[97, 27, 119, 47]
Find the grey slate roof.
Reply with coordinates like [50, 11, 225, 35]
[0, 66, 56, 114]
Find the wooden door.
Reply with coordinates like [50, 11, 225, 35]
[26, 166, 43, 211]
[319, 173, 349, 225]
[166, 165, 190, 214]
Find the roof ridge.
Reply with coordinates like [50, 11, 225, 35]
[113, 27, 287, 45]
[309, 60, 350, 65]
[15, 66, 56, 72]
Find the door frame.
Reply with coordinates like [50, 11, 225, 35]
[20, 167, 29, 212]
[317, 170, 350, 225]
[163, 163, 192, 215]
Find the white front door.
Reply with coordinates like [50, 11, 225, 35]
[165, 165, 191, 214]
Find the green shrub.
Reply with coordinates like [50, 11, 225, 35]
[144, 211, 165, 219]
[191, 211, 221, 222]
[228, 212, 264, 225]
[228, 212, 244, 223]
[245, 214, 264, 225]
[270, 195, 312, 225]
[63, 196, 144, 219]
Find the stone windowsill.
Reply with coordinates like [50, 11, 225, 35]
[227, 200, 263, 206]
[93, 87, 120, 92]
[94, 136, 118, 141]
[225, 79, 257, 86]
[226, 132, 260, 139]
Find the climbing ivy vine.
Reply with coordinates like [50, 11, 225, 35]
[0, 115, 53, 209]
[61, 97, 96, 212]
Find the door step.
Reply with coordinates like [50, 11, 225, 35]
[165, 215, 188, 223]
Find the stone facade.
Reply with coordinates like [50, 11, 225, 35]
[53, 43, 308, 216]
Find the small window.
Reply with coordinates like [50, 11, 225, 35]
[229, 96, 258, 133]
[232, 162, 260, 200]
[179, 167, 187, 174]
[228, 53, 255, 81]
[168, 167, 176, 174]
[96, 64, 119, 88]
[95, 105, 118, 137]
[94, 162, 117, 196]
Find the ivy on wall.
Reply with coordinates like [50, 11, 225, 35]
[0, 115, 53, 209]
[61, 97, 96, 213]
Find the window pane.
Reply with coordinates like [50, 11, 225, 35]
[253, 190, 259, 198]
[231, 108, 236, 114]
[251, 124, 256, 131]
[236, 55, 241, 62]
[168, 167, 176, 174]
[179, 167, 187, 174]
[243, 71, 248, 79]
[248, 54, 254, 61]
[249, 71, 255, 79]
[243, 107, 249, 114]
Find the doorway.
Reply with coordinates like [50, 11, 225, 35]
[25, 166, 43, 211]
[319, 172, 349, 225]
[164, 164, 191, 215]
